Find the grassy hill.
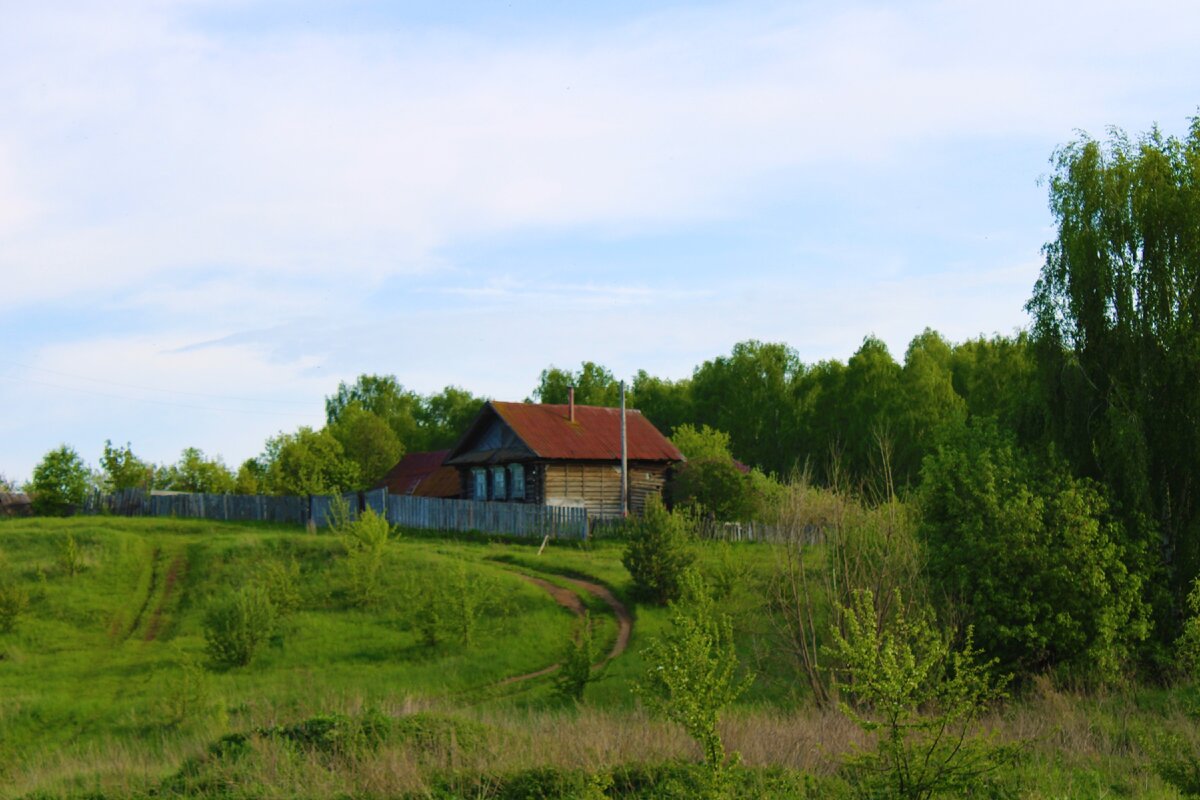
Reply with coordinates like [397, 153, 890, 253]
[0, 516, 1197, 799]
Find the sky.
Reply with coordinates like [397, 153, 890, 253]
[2, 0, 1198, 483]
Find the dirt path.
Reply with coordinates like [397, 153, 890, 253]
[143, 554, 187, 641]
[497, 571, 633, 688]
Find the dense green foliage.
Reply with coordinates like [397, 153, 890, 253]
[920, 420, 1149, 683]
[622, 495, 695, 604]
[28, 444, 92, 514]
[203, 585, 278, 668]
[1029, 119, 1200, 624]
[828, 589, 1013, 799]
[99, 440, 153, 491]
[639, 570, 750, 789]
[155, 447, 237, 493]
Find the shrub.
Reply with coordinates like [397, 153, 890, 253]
[555, 611, 596, 702]
[920, 419, 1149, 684]
[0, 582, 29, 634]
[623, 494, 695, 604]
[342, 507, 392, 607]
[203, 586, 277, 668]
[827, 588, 1016, 800]
[1176, 578, 1200, 678]
[157, 649, 223, 728]
[57, 533, 84, 577]
[638, 570, 751, 791]
[259, 557, 302, 616]
[262, 709, 391, 758]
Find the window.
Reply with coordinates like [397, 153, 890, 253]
[510, 464, 526, 501]
[492, 466, 507, 500]
[472, 468, 487, 500]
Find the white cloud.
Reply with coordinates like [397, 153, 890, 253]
[4, 0, 1196, 305]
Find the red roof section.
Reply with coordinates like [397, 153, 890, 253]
[377, 450, 459, 497]
[490, 402, 684, 462]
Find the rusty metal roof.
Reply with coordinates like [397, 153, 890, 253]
[487, 401, 684, 462]
[377, 450, 459, 497]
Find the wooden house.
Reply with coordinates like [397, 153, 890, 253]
[443, 396, 684, 517]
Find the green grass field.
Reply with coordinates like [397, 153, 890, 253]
[0, 516, 1197, 799]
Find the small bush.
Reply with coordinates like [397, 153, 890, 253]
[342, 507, 393, 607]
[0, 582, 29, 634]
[623, 494, 695, 604]
[203, 586, 277, 668]
[262, 709, 392, 758]
[1176, 578, 1200, 678]
[57, 533, 84, 577]
[638, 570, 751, 790]
[259, 557, 302, 616]
[555, 612, 596, 702]
[156, 649, 223, 728]
[393, 712, 490, 755]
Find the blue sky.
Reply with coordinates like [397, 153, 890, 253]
[2, 0, 1198, 482]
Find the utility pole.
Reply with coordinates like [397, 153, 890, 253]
[620, 380, 628, 518]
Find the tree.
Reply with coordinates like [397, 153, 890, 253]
[99, 440, 153, 491]
[29, 445, 91, 515]
[326, 374, 423, 449]
[622, 494, 695, 604]
[416, 386, 484, 449]
[827, 589, 1014, 800]
[630, 370, 694, 436]
[234, 458, 266, 495]
[690, 341, 801, 477]
[327, 403, 403, 489]
[262, 427, 360, 496]
[638, 570, 751, 790]
[1028, 118, 1200, 625]
[532, 361, 621, 406]
[920, 419, 1149, 684]
[155, 448, 235, 494]
[0, 473, 16, 493]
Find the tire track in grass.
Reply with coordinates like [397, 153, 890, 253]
[494, 571, 632, 688]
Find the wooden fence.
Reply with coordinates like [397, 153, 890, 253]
[79, 488, 588, 539]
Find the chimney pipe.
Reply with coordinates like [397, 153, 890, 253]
[568, 386, 575, 422]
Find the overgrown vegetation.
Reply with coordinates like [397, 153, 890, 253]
[622, 494, 695, 605]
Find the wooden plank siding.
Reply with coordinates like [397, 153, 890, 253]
[542, 461, 669, 518]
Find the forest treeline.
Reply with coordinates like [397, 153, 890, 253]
[17, 118, 1200, 686]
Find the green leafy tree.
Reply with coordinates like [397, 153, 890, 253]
[155, 447, 236, 494]
[1028, 118, 1200, 624]
[326, 374, 423, 449]
[533, 361, 621, 406]
[638, 570, 751, 791]
[690, 340, 801, 477]
[622, 494, 695, 604]
[949, 333, 1043, 442]
[828, 589, 1014, 800]
[671, 424, 735, 463]
[328, 403, 403, 489]
[234, 458, 266, 495]
[0, 473, 14, 493]
[920, 419, 1149, 684]
[262, 427, 360, 496]
[29, 445, 91, 515]
[99, 440, 153, 491]
[416, 386, 484, 449]
[630, 370, 694, 436]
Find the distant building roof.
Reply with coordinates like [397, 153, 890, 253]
[377, 450, 460, 498]
[447, 401, 685, 465]
[0, 492, 31, 517]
